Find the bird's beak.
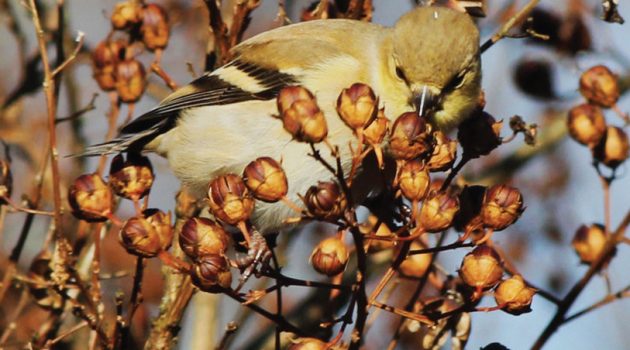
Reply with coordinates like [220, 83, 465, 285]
[413, 85, 440, 118]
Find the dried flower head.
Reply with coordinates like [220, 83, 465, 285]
[180, 217, 230, 260]
[277, 86, 328, 143]
[494, 275, 536, 315]
[427, 131, 457, 171]
[593, 126, 629, 169]
[68, 173, 114, 222]
[140, 4, 169, 51]
[399, 241, 432, 278]
[119, 209, 173, 257]
[243, 157, 288, 203]
[109, 153, 154, 200]
[457, 111, 502, 159]
[310, 236, 349, 276]
[459, 245, 503, 290]
[579, 65, 620, 108]
[567, 103, 607, 147]
[398, 160, 430, 202]
[115, 58, 147, 103]
[191, 254, 232, 293]
[303, 181, 347, 221]
[481, 185, 524, 231]
[111, 1, 142, 30]
[336, 83, 378, 130]
[389, 112, 432, 160]
[572, 224, 608, 264]
[207, 174, 255, 225]
[418, 192, 459, 233]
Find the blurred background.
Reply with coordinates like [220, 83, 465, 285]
[0, 0, 629, 349]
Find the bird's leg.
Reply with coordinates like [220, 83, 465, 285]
[234, 228, 272, 291]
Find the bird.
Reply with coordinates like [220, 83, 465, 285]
[82, 5, 482, 233]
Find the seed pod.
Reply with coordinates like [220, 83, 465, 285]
[140, 4, 169, 51]
[457, 111, 502, 159]
[572, 224, 608, 264]
[243, 157, 288, 203]
[111, 1, 142, 30]
[180, 217, 229, 260]
[360, 214, 394, 252]
[303, 181, 347, 221]
[567, 104, 607, 147]
[207, 174, 255, 225]
[398, 241, 432, 278]
[277, 86, 328, 143]
[459, 245, 503, 290]
[109, 153, 154, 200]
[481, 185, 524, 231]
[513, 59, 555, 100]
[494, 275, 536, 315]
[119, 209, 173, 257]
[68, 173, 114, 222]
[92, 40, 126, 91]
[288, 337, 328, 350]
[336, 83, 378, 130]
[28, 251, 64, 311]
[115, 58, 147, 103]
[593, 126, 629, 169]
[175, 189, 200, 219]
[191, 254, 232, 293]
[0, 158, 12, 205]
[427, 131, 457, 172]
[579, 65, 619, 108]
[389, 112, 432, 160]
[418, 192, 459, 233]
[310, 236, 349, 276]
[453, 185, 486, 235]
[364, 109, 389, 145]
[397, 160, 430, 202]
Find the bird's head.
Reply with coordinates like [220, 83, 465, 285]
[392, 6, 481, 130]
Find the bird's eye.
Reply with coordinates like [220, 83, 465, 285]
[395, 67, 407, 82]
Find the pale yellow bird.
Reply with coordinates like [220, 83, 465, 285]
[83, 6, 481, 232]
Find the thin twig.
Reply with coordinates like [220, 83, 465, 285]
[480, 0, 541, 53]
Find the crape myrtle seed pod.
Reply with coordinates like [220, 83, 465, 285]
[494, 275, 536, 315]
[397, 159, 430, 202]
[288, 337, 328, 350]
[243, 157, 288, 203]
[0, 158, 12, 204]
[398, 241, 432, 278]
[111, 1, 142, 30]
[115, 58, 147, 103]
[572, 224, 608, 264]
[207, 174, 255, 225]
[481, 185, 524, 231]
[389, 112, 433, 160]
[310, 236, 349, 276]
[579, 65, 620, 108]
[453, 185, 486, 235]
[418, 192, 459, 233]
[92, 40, 126, 91]
[109, 153, 154, 200]
[303, 181, 347, 221]
[180, 217, 229, 260]
[68, 173, 114, 222]
[513, 59, 555, 100]
[140, 3, 169, 51]
[567, 103, 607, 147]
[336, 83, 378, 130]
[593, 126, 629, 169]
[364, 109, 389, 145]
[427, 131, 457, 172]
[191, 254, 232, 293]
[459, 245, 503, 290]
[457, 111, 502, 159]
[277, 86, 328, 143]
[119, 209, 173, 258]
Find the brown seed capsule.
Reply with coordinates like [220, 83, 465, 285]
[175, 189, 200, 219]
[399, 241, 432, 278]
[459, 245, 503, 290]
[579, 65, 619, 108]
[360, 214, 395, 252]
[140, 4, 169, 51]
[453, 185, 486, 236]
[336, 83, 378, 130]
[277, 86, 328, 143]
[310, 236, 349, 276]
[593, 126, 629, 169]
[389, 112, 433, 160]
[418, 192, 459, 233]
[457, 111, 502, 159]
[180, 217, 230, 260]
[191, 254, 232, 293]
[68, 173, 114, 222]
[363, 109, 389, 145]
[0, 158, 12, 205]
[481, 185, 524, 231]
[243, 157, 288, 203]
[427, 131, 457, 172]
[513, 59, 556, 100]
[288, 337, 328, 350]
[303, 181, 347, 221]
[567, 103, 607, 147]
[494, 275, 536, 315]
[92, 40, 126, 91]
[397, 160, 430, 202]
[207, 174, 255, 225]
[28, 251, 64, 311]
[115, 58, 147, 103]
[109, 153, 154, 200]
[119, 209, 173, 257]
[572, 224, 607, 264]
[111, 1, 142, 30]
